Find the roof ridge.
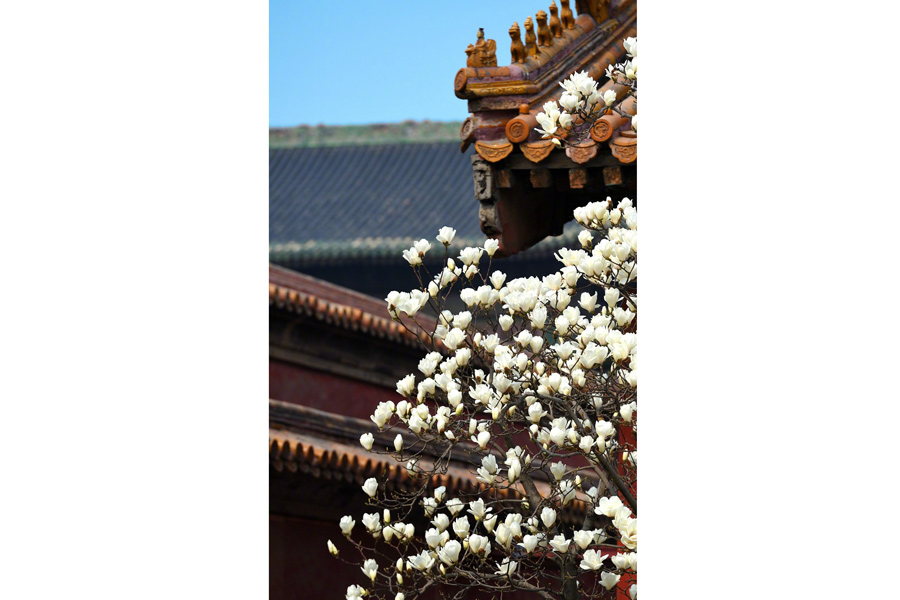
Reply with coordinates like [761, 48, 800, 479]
[269, 121, 464, 149]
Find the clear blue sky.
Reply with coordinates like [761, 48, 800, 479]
[270, 0, 533, 127]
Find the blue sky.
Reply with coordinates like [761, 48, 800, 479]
[270, 0, 532, 127]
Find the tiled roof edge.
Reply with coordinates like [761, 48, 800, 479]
[269, 265, 434, 348]
[269, 224, 583, 265]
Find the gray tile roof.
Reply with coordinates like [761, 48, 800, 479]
[270, 141, 485, 264]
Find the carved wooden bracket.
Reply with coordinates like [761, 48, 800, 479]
[471, 155, 494, 200]
[569, 168, 589, 189]
[530, 169, 552, 188]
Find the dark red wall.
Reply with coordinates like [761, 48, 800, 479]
[270, 359, 402, 421]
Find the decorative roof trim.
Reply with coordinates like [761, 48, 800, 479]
[269, 265, 430, 348]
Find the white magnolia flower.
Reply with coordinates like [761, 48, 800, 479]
[522, 534, 539, 553]
[393, 434, 404, 453]
[484, 238, 500, 256]
[346, 584, 365, 600]
[540, 507, 557, 529]
[361, 558, 378, 582]
[506, 457, 522, 483]
[422, 497, 437, 517]
[433, 486, 446, 503]
[559, 91, 580, 111]
[439, 540, 462, 565]
[483, 514, 498, 533]
[573, 529, 593, 550]
[580, 548, 608, 570]
[468, 498, 491, 521]
[620, 401, 636, 423]
[624, 36, 637, 57]
[437, 226, 456, 245]
[443, 328, 466, 351]
[452, 516, 470, 538]
[630, 584, 638, 600]
[603, 89, 617, 107]
[362, 478, 378, 498]
[600, 571, 622, 590]
[359, 432, 374, 451]
[469, 533, 490, 555]
[495, 558, 518, 577]
[402, 247, 422, 266]
[446, 498, 464, 516]
[495, 523, 513, 548]
[362, 512, 381, 534]
[595, 496, 624, 517]
[409, 550, 435, 572]
[549, 534, 570, 554]
[612, 552, 633, 570]
[550, 462, 566, 481]
[339, 515, 355, 536]
[327, 539, 338, 555]
[431, 513, 450, 532]
[528, 401, 548, 424]
[425, 527, 448, 549]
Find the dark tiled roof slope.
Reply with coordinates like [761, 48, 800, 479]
[270, 142, 482, 262]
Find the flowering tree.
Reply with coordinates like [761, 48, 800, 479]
[332, 40, 637, 600]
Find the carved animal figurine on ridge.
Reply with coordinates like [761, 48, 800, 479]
[535, 11, 553, 47]
[509, 22, 526, 63]
[549, 1, 563, 38]
[523, 17, 538, 57]
[560, 0, 575, 29]
[465, 28, 497, 67]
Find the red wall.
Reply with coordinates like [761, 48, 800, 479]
[270, 359, 402, 421]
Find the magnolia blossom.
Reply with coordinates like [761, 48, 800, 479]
[452, 516, 470, 538]
[603, 89, 617, 106]
[468, 498, 491, 521]
[580, 549, 608, 571]
[446, 498, 464, 516]
[346, 584, 365, 600]
[437, 226, 456, 245]
[468, 533, 490, 555]
[359, 432, 374, 451]
[549, 534, 570, 554]
[362, 478, 378, 498]
[361, 558, 378, 582]
[327, 539, 338, 556]
[540, 507, 557, 529]
[573, 529, 593, 550]
[600, 571, 622, 590]
[408, 550, 434, 572]
[439, 540, 462, 565]
[595, 496, 624, 517]
[495, 558, 518, 577]
[339, 515, 355, 536]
